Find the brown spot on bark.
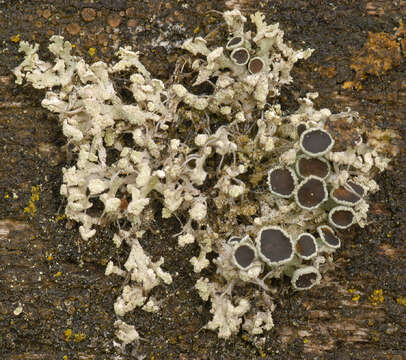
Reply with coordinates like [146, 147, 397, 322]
[127, 19, 137, 28]
[66, 23, 80, 36]
[126, 7, 136, 17]
[319, 66, 336, 78]
[81, 8, 97, 22]
[107, 13, 121, 28]
[42, 9, 51, 19]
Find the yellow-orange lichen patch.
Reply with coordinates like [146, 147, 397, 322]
[344, 31, 401, 90]
[24, 185, 40, 215]
[396, 297, 406, 306]
[73, 332, 86, 342]
[55, 214, 66, 222]
[88, 47, 96, 57]
[64, 328, 72, 341]
[318, 66, 336, 78]
[369, 289, 384, 306]
[348, 288, 361, 302]
[10, 34, 20, 43]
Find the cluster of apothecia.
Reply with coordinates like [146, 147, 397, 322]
[230, 125, 367, 291]
[226, 36, 265, 74]
[14, 8, 396, 342]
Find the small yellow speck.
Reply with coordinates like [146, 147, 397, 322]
[348, 289, 355, 294]
[4, 194, 9, 199]
[369, 289, 384, 306]
[64, 328, 72, 341]
[88, 47, 96, 56]
[71, 44, 76, 48]
[73, 332, 86, 342]
[63, 356, 68, 360]
[54, 271, 62, 277]
[24, 185, 40, 215]
[47, 254, 53, 261]
[303, 338, 309, 344]
[352, 295, 360, 302]
[396, 297, 406, 306]
[55, 214, 66, 221]
[193, 26, 200, 34]
[10, 34, 20, 43]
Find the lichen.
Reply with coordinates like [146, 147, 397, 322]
[369, 289, 385, 306]
[23, 185, 40, 215]
[343, 30, 402, 90]
[14, 9, 396, 347]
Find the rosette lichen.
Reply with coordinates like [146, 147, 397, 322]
[14, 9, 396, 345]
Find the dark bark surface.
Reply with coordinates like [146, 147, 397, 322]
[0, 1, 405, 359]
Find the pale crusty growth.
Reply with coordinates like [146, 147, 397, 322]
[14, 9, 395, 345]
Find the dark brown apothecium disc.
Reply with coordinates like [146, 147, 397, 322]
[329, 206, 355, 229]
[228, 236, 242, 244]
[347, 181, 365, 197]
[291, 266, 321, 290]
[226, 36, 243, 49]
[233, 244, 256, 269]
[295, 176, 327, 210]
[300, 128, 334, 157]
[317, 225, 340, 248]
[295, 272, 317, 289]
[256, 227, 293, 266]
[295, 233, 317, 259]
[230, 47, 250, 65]
[248, 57, 264, 74]
[268, 167, 297, 198]
[331, 185, 361, 206]
[296, 156, 330, 179]
[297, 123, 307, 137]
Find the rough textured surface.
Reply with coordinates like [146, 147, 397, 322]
[0, 0, 405, 359]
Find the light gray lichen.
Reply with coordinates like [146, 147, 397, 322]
[14, 9, 395, 346]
